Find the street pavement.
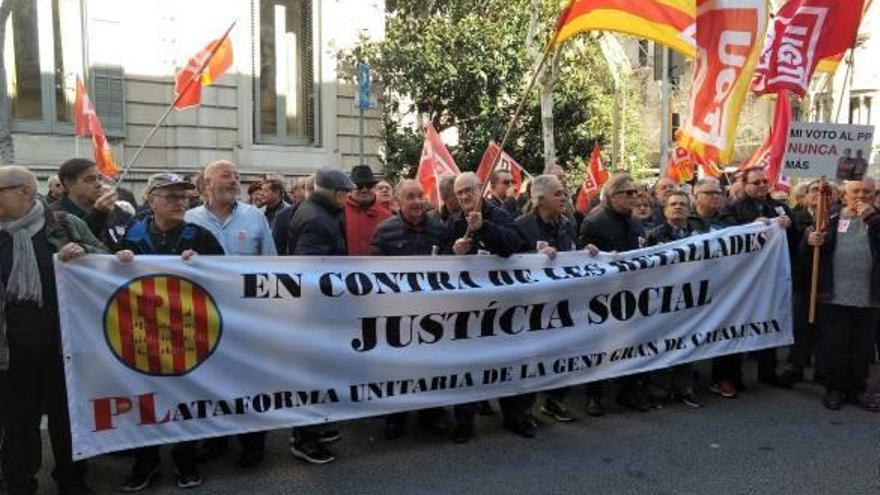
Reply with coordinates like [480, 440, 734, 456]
[26, 361, 880, 495]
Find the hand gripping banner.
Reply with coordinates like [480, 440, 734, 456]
[57, 223, 793, 460]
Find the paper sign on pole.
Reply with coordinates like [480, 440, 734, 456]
[782, 122, 874, 179]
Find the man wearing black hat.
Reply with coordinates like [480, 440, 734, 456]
[344, 165, 391, 256]
[286, 167, 355, 464]
[115, 173, 224, 492]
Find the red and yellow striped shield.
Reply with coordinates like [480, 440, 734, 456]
[104, 275, 222, 376]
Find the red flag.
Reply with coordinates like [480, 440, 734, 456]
[740, 90, 791, 187]
[175, 33, 234, 109]
[74, 77, 95, 137]
[588, 143, 609, 186]
[574, 169, 600, 213]
[665, 144, 696, 183]
[476, 141, 525, 198]
[416, 124, 461, 206]
[92, 130, 120, 178]
[752, 0, 866, 96]
[679, 0, 768, 165]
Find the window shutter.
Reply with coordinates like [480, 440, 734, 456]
[302, 0, 315, 142]
[91, 65, 125, 137]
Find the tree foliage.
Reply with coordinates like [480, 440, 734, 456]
[340, 0, 648, 182]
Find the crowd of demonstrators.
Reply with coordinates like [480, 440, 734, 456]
[2, 155, 880, 495]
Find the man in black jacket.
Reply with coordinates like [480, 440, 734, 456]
[805, 180, 880, 412]
[716, 166, 797, 397]
[114, 173, 224, 492]
[514, 175, 598, 423]
[286, 168, 354, 464]
[447, 172, 531, 443]
[578, 172, 651, 415]
[485, 169, 519, 215]
[689, 177, 733, 233]
[52, 158, 132, 251]
[370, 180, 449, 439]
[0, 166, 107, 495]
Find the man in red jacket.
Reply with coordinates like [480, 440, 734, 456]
[345, 165, 391, 255]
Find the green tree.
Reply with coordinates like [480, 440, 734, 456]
[340, 0, 648, 183]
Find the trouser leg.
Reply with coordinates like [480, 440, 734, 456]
[237, 432, 265, 454]
[545, 387, 568, 404]
[453, 403, 476, 425]
[845, 308, 880, 395]
[756, 349, 778, 381]
[385, 412, 407, 428]
[2, 348, 45, 495]
[787, 292, 813, 372]
[45, 349, 86, 488]
[499, 394, 533, 426]
[130, 447, 160, 475]
[171, 442, 198, 474]
[711, 353, 743, 385]
[819, 304, 850, 394]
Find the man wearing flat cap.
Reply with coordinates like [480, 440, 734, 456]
[285, 166, 355, 464]
[344, 165, 391, 256]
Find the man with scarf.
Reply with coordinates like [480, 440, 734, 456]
[0, 166, 106, 495]
[114, 173, 224, 492]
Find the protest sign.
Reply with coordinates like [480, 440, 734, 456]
[783, 122, 874, 179]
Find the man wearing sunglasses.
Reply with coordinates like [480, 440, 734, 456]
[344, 165, 391, 256]
[714, 166, 799, 398]
[486, 169, 519, 215]
[578, 172, 652, 415]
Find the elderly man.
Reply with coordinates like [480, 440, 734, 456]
[115, 174, 224, 491]
[651, 177, 678, 225]
[52, 158, 132, 251]
[370, 180, 449, 439]
[437, 173, 460, 222]
[287, 176, 307, 204]
[260, 178, 290, 229]
[344, 165, 391, 256]
[807, 180, 880, 411]
[286, 167, 356, 463]
[486, 169, 518, 215]
[717, 166, 798, 397]
[46, 175, 64, 203]
[579, 172, 651, 415]
[514, 175, 598, 423]
[185, 160, 275, 468]
[446, 172, 528, 442]
[645, 191, 706, 408]
[0, 166, 106, 495]
[689, 177, 732, 233]
[375, 179, 394, 212]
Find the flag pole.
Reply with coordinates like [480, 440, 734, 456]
[808, 176, 828, 324]
[114, 20, 236, 186]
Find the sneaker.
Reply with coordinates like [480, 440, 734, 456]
[848, 392, 880, 413]
[290, 442, 336, 465]
[318, 429, 342, 444]
[176, 471, 202, 489]
[476, 401, 496, 416]
[822, 390, 843, 410]
[121, 462, 160, 492]
[451, 424, 473, 444]
[585, 398, 604, 417]
[680, 392, 707, 408]
[541, 400, 576, 423]
[710, 381, 738, 399]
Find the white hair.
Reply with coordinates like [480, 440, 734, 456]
[530, 174, 559, 207]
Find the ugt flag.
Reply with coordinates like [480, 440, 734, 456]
[175, 27, 234, 109]
[416, 124, 461, 206]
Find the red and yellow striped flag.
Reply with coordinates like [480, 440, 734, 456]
[553, 0, 697, 57]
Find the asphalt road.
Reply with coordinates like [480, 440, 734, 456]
[26, 360, 880, 495]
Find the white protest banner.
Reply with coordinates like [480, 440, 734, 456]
[57, 223, 793, 460]
[783, 122, 874, 179]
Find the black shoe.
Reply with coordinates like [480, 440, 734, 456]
[541, 399, 576, 422]
[176, 470, 203, 489]
[503, 420, 536, 439]
[476, 401, 495, 416]
[121, 462, 159, 492]
[318, 429, 342, 444]
[237, 450, 264, 469]
[680, 392, 707, 409]
[451, 424, 473, 444]
[822, 390, 843, 410]
[585, 398, 605, 417]
[290, 442, 336, 464]
[383, 422, 406, 440]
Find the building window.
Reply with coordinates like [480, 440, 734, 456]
[638, 40, 649, 68]
[849, 95, 872, 126]
[253, 0, 317, 145]
[4, 0, 88, 133]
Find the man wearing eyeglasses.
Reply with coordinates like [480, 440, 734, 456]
[486, 169, 519, 215]
[343, 165, 391, 256]
[689, 177, 733, 233]
[446, 172, 526, 443]
[578, 172, 652, 415]
[715, 166, 799, 398]
[114, 174, 224, 492]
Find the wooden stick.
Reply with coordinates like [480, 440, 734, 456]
[808, 177, 827, 324]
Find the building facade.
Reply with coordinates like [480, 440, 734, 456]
[3, 0, 385, 193]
